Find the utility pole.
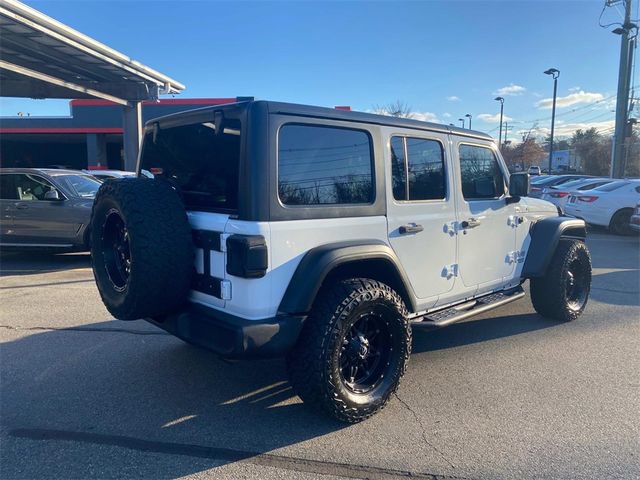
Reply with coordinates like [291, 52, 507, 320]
[504, 121, 509, 147]
[611, 0, 635, 178]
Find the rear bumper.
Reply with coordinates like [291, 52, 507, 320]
[147, 304, 306, 359]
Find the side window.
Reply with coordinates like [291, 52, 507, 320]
[0, 175, 18, 200]
[458, 144, 505, 200]
[14, 174, 55, 201]
[390, 137, 406, 200]
[390, 136, 446, 201]
[278, 124, 374, 205]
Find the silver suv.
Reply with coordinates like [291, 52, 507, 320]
[90, 100, 592, 422]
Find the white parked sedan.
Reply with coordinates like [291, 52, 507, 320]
[564, 179, 640, 235]
[541, 177, 613, 213]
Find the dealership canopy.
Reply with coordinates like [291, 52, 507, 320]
[0, 0, 186, 169]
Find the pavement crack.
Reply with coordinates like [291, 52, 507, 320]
[394, 392, 456, 470]
[0, 325, 169, 336]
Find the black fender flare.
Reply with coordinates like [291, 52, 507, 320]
[278, 240, 418, 314]
[521, 216, 587, 278]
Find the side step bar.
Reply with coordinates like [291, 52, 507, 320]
[411, 286, 525, 329]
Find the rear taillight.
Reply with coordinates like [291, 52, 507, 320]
[549, 191, 569, 198]
[577, 195, 599, 202]
[531, 187, 541, 192]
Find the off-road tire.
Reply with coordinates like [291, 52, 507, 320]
[609, 208, 634, 236]
[90, 178, 193, 320]
[530, 239, 591, 322]
[287, 278, 411, 423]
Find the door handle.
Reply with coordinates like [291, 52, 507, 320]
[399, 224, 424, 235]
[15, 203, 29, 210]
[461, 217, 481, 229]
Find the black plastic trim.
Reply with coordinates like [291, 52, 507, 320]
[191, 274, 223, 298]
[192, 230, 222, 252]
[521, 216, 587, 278]
[147, 304, 305, 358]
[278, 240, 418, 314]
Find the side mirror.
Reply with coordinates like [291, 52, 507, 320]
[508, 173, 529, 202]
[44, 189, 62, 201]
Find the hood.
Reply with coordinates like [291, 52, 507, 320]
[520, 197, 559, 214]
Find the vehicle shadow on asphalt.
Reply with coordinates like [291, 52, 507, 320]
[0, 323, 350, 478]
[411, 313, 559, 354]
[0, 251, 91, 277]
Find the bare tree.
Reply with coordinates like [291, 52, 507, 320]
[373, 100, 414, 118]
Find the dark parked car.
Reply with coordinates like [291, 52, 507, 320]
[0, 168, 101, 250]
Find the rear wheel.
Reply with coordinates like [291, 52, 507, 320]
[287, 278, 411, 423]
[90, 178, 194, 320]
[530, 239, 591, 322]
[609, 208, 634, 236]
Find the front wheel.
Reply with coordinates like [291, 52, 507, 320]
[287, 278, 411, 423]
[530, 239, 592, 322]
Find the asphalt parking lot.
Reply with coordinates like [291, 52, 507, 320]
[1, 231, 639, 480]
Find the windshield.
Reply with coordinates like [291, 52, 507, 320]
[54, 174, 101, 198]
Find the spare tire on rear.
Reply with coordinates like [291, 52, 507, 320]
[90, 178, 194, 320]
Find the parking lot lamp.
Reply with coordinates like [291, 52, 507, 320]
[494, 97, 504, 149]
[458, 118, 465, 128]
[544, 68, 560, 173]
[465, 113, 472, 129]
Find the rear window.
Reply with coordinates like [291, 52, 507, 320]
[278, 124, 374, 205]
[140, 121, 241, 212]
[593, 180, 629, 192]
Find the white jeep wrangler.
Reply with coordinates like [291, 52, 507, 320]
[90, 100, 592, 422]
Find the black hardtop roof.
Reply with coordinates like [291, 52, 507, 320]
[145, 100, 494, 142]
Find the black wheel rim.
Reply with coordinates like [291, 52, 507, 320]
[102, 209, 131, 292]
[339, 309, 393, 394]
[565, 258, 588, 311]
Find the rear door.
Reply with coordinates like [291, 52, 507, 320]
[385, 130, 457, 309]
[139, 115, 243, 309]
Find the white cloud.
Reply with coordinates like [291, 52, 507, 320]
[446, 96, 461, 102]
[477, 113, 514, 123]
[493, 84, 526, 96]
[443, 112, 452, 118]
[568, 86, 581, 93]
[411, 111, 440, 123]
[536, 90, 605, 109]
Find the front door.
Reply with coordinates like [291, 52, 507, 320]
[10, 173, 77, 245]
[0, 174, 17, 243]
[386, 131, 457, 308]
[455, 142, 517, 292]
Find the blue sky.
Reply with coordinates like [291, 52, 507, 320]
[0, 0, 631, 141]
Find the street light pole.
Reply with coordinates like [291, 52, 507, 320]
[465, 113, 472, 129]
[544, 68, 560, 174]
[495, 97, 504, 149]
[458, 118, 465, 128]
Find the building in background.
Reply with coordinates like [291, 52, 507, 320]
[0, 97, 251, 170]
